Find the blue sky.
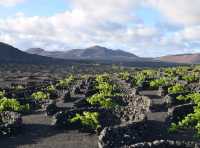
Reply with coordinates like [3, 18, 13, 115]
[0, 0, 69, 17]
[136, 6, 162, 26]
[0, 0, 200, 57]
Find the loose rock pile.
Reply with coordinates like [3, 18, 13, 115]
[0, 111, 22, 136]
[98, 118, 147, 148]
[115, 95, 150, 122]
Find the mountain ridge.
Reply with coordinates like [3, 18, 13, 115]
[26, 45, 140, 60]
[0, 42, 182, 67]
[0, 42, 70, 64]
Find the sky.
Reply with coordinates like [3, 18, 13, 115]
[0, 0, 200, 57]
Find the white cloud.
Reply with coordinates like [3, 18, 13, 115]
[0, 0, 25, 7]
[0, 12, 159, 51]
[146, 0, 200, 26]
[71, 0, 141, 23]
[0, 0, 200, 57]
[0, 0, 147, 51]
[178, 26, 200, 41]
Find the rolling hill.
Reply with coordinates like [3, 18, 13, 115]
[159, 53, 200, 64]
[0, 42, 68, 64]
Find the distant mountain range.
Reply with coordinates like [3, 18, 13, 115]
[0, 42, 76, 64]
[159, 53, 200, 64]
[26, 46, 144, 61]
[0, 42, 51, 63]
[0, 42, 183, 67]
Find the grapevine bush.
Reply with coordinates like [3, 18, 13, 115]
[47, 85, 56, 93]
[131, 73, 146, 87]
[168, 84, 186, 94]
[182, 75, 198, 83]
[31, 91, 49, 101]
[69, 111, 100, 130]
[169, 93, 200, 136]
[150, 77, 169, 89]
[87, 74, 118, 109]
[0, 97, 29, 113]
[0, 91, 5, 99]
[119, 71, 130, 81]
[56, 75, 75, 89]
[87, 93, 117, 109]
[141, 69, 158, 78]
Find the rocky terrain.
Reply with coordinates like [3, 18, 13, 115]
[0, 66, 200, 148]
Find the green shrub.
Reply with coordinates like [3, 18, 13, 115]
[69, 112, 100, 130]
[169, 93, 200, 136]
[31, 91, 49, 100]
[150, 77, 169, 89]
[168, 84, 186, 94]
[176, 93, 200, 102]
[96, 74, 109, 83]
[176, 66, 190, 75]
[0, 97, 21, 112]
[182, 75, 198, 83]
[168, 123, 178, 133]
[131, 73, 146, 87]
[176, 95, 188, 101]
[87, 93, 117, 109]
[164, 68, 176, 77]
[0, 97, 30, 113]
[47, 85, 56, 93]
[119, 72, 130, 80]
[164, 67, 189, 77]
[0, 91, 5, 99]
[86, 74, 119, 109]
[97, 82, 114, 96]
[56, 75, 75, 89]
[141, 69, 157, 78]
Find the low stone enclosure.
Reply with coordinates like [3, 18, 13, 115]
[167, 103, 195, 123]
[98, 118, 147, 148]
[128, 140, 200, 148]
[48, 92, 152, 147]
[98, 118, 200, 148]
[97, 84, 200, 148]
[97, 100, 200, 148]
[52, 107, 120, 131]
[98, 119, 200, 148]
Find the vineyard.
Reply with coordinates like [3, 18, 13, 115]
[0, 65, 200, 148]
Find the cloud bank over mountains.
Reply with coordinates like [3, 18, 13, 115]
[0, 0, 200, 57]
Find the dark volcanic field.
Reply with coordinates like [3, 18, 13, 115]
[1, 108, 98, 148]
[0, 64, 199, 148]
